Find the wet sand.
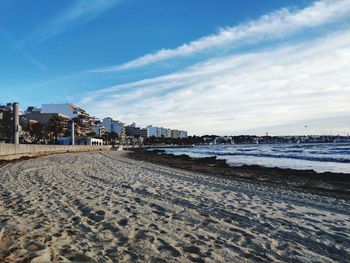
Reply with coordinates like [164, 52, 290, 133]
[0, 151, 350, 262]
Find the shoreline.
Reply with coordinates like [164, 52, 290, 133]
[128, 149, 350, 199]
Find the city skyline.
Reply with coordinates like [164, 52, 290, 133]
[1, 0, 350, 135]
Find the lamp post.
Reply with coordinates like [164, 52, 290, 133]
[71, 120, 75, 145]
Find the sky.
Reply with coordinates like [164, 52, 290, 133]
[1, 0, 350, 136]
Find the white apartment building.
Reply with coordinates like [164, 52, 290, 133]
[41, 103, 81, 118]
[146, 125, 158, 137]
[102, 117, 125, 135]
[146, 125, 188, 139]
[180, 130, 188, 138]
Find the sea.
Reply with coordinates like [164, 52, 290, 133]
[157, 143, 350, 174]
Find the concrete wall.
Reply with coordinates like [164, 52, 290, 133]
[0, 143, 111, 160]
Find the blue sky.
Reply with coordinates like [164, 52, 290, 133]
[1, 0, 350, 135]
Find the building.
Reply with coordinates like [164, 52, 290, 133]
[75, 136, 103, 146]
[94, 122, 108, 137]
[41, 103, 95, 135]
[159, 127, 168, 137]
[24, 112, 70, 125]
[146, 125, 188, 139]
[139, 128, 149, 138]
[126, 124, 149, 138]
[171, 129, 181, 139]
[146, 125, 158, 137]
[179, 130, 188, 138]
[42, 103, 81, 118]
[25, 106, 41, 113]
[102, 117, 125, 135]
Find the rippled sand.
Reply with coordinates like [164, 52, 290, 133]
[0, 151, 349, 262]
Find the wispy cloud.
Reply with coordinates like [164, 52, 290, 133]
[0, 26, 48, 71]
[93, 0, 350, 72]
[24, 0, 122, 43]
[80, 28, 350, 135]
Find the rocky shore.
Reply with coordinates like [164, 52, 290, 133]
[128, 149, 350, 199]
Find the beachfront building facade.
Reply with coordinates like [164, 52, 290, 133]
[170, 129, 187, 139]
[180, 130, 188, 138]
[94, 122, 108, 137]
[171, 129, 181, 139]
[42, 103, 80, 118]
[41, 103, 95, 136]
[75, 136, 103, 145]
[125, 123, 149, 138]
[146, 125, 188, 139]
[146, 125, 158, 137]
[102, 117, 125, 135]
[24, 112, 70, 125]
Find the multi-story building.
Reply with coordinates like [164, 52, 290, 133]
[180, 130, 188, 138]
[146, 125, 158, 137]
[126, 123, 149, 138]
[103, 118, 125, 134]
[25, 106, 41, 114]
[159, 127, 168, 137]
[166, 128, 172, 138]
[94, 122, 108, 137]
[171, 129, 181, 139]
[146, 125, 188, 139]
[139, 128, 149, 139]
[42, 103, 80, 118]
[41, 103, 94, 135]
[25, 112, 70, 125]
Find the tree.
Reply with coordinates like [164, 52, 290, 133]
[110, 132, 118, 141]
[29, 122, 45, 143]
[47, 116, 68, 143]
[101, 131, 110, 145]
[87, 131, 97, 137]
[0, 110, 12, 142]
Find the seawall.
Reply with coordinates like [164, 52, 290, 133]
[0, 143, 112, 161]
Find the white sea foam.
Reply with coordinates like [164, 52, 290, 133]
[161, 143, 350, 173]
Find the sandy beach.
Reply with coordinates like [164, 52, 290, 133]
[1, 151, 350, 262]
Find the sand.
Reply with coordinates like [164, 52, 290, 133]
[0, 151, 349, 262]
[129, 149, 350, 198]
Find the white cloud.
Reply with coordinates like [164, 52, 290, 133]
[93, 0, 350, 72]
[24, 0, 122, 43]
[80, 29, 350, 135]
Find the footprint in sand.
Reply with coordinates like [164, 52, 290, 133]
[157, 239, 181, 257]
[118, 218, 128, 226]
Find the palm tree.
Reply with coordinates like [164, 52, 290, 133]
[101, 131, 110, 145]
[109, 131, 118, 147]
[47, 116, 68, 144]
[29, 122, 45, 143]
[0, 110, 12, 142]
